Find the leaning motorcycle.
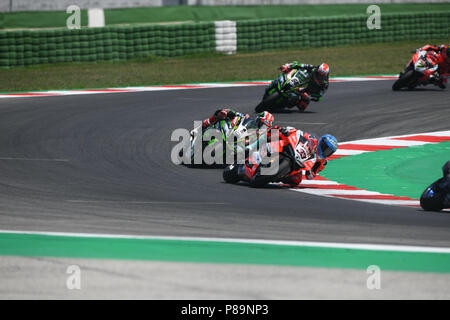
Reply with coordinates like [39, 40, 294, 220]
[223, 130, 317, 188]
[255, 69, 310, 112]
[182, 116, 267, 167]
[392, 50, 442, 90]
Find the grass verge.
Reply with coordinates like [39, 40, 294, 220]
[1, 39, 449, 93]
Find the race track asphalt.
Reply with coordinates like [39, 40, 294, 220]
[0, 80, 449, 247]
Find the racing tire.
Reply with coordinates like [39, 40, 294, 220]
[223, 164, 240, 184]
[392, 70, 416, 91]
[249, 157, 291, 188]
[255, 92, 282, 113]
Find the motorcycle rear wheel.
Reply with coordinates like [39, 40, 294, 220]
[255, 92, 283, 113]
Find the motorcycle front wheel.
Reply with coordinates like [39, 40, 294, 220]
[223, 164, 240, 184]
[392, 70, 418, 91]
[255, 92, 284, 113]
[249, 157, 292, 188]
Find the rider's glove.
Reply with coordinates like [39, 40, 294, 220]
[311, 159, 327, 175]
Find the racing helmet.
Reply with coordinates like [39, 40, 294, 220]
[317, 134, 338, 159]
[256, 111, 274, 129]
[314, 63, 330, 85]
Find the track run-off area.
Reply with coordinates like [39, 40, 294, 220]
[295, 130, 450, 208]
[0, 76, 449, 299]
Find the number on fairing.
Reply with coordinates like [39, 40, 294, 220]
[295, 144, 309, 166]
[289, 78, 300, 87]
[234, 126, 247, 139]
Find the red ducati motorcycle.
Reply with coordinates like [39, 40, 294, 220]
[392, 49, 443, 90]
[223, 129, 317, 188]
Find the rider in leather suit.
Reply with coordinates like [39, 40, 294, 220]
[269, 126, 338, 186]
[268, 62, 330, 112]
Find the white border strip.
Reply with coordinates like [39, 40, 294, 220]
[0, 229, 449, 253]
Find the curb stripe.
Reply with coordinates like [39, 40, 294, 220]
[338, 144, 407, 151]
[351, 199, 420, 206]
[295, 184, 359, 190]
[299, 180, 339, 185]
[334, 149, 368, 155]
[331, 194, 415, 200]
[393, 135, 450, 143]
[0, 75, 397, 99]
[296, 189, 382, 196]
[328, 154, 349, 160]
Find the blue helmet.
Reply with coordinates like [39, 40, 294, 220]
[317, 134, 338, 159]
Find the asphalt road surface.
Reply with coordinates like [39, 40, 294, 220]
[0, 80, 449, 247]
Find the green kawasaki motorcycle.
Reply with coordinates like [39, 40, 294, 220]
[183, 116, 268, 167]
[255, 68, 310, 113]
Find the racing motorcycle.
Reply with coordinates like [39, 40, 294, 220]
[255, 68, 310, 112]
[392, 49, 443, 90]
[223, 129, 317, 188]
[420, 161, 450, 212]
[182, 116, 268, 167]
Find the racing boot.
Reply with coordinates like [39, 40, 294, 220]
[296, 100, 308, 112]
[296, 91, 311, 112]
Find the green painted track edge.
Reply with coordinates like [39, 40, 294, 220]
[1, 233, 449, 273]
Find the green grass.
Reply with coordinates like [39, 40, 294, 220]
[104, 4, 450, 26]
[1, 39, 449, 93]
[1, 3, 450, 29]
